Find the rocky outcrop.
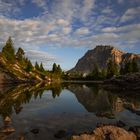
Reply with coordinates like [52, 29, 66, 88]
[104, 73, 140, 92]
[69, 45, 140, 74]
[71, 125, 137, 140]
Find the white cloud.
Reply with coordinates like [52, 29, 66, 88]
[32, 0, 47, 10]
[81, 0, 96, 20]
[62, 27, 71, 34]
[118, 0, 124, 4]
[120, 7, 140, 23]
[25, 50, 57, 69]
[102, 23, 140, 34]
[75, 27, 90, 35]
[102, 7, 113, 14]
[0, 0, 26, 17]
[57, 19, 70, 26]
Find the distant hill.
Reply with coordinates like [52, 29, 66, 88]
[69, 45, 140, 74]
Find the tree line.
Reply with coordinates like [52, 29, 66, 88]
[86, 58, 139, 80]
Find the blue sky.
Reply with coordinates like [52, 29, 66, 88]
[0, 0, 140, 70]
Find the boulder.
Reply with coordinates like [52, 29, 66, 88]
[71, 125, 136, 140]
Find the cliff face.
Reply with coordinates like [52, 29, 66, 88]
[70, 45, 140, 74]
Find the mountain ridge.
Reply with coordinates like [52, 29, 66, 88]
[69, 45, 140, 74]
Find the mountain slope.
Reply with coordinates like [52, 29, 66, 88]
[0, 52, 43, 83]
[70, 45, 140, 74]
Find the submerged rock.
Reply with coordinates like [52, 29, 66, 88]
[71, 125, 136, 140]
[30, 128, 39, 134]
[54, 130, 67, 139]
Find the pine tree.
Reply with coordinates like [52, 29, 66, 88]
[52, 63, 57, 72]
[16, 47, 24, 61]
[35, 62, 40, 70]
[132, 58, 139, 72]
[40, 62, 45, 72]
[2, 37, 15, 63]
[92, 64, 101, 79]
[107, 59, 119, 78]
[123, 58, 139, 74]
[57, 64, 62, 75]
[25, 60, 33, 72]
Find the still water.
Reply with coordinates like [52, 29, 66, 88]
[0, 82, 140, 140]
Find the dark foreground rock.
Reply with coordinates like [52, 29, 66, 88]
[104, 73, 140, 92]
[71, 125, 137, 140]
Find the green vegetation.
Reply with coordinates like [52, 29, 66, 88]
[2, 37, 15, 63]
[0, 37, 62, 83]
[106, 59, 119, 78]
[120, 58, 139, 74]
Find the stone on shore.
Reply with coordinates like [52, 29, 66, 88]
[71, 125, 136, 140]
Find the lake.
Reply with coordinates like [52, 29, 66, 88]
[0, 82, 140, 140]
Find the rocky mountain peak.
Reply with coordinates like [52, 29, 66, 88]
[69, 45, 140, 74]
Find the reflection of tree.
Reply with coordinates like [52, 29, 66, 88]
[0, 82, 64, 118]
[51, 84, 62, 98]
[0, 82, 64, 139]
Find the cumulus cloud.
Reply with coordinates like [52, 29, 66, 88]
[81, 0, 96, 20]
[56, 19, 70, 26]
[75, 27, 90, 35]
[0, 0, 26, 17]
[118, 0, 124, 4]
[25, 50, 57, 68]
[0, 0, 139, 69]
[32, 0, 48, 10]
[120, 7, 140, 23]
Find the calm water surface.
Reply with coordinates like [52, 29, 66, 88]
[0, 83, 140, 140]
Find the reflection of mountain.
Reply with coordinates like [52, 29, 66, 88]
[67, 84, 140, 118]
[67, 84, 113, 116]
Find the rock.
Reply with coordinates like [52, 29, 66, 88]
[69, 45, 140, 74]
[19, 135, 25, 140]
[104, 73, 140, 92]
[116, 120, 126, 127]
[71, 125, 137, 140]
[129, 126, 140, 138]
[4, 116, 11, 123]
[54, 130, 67, 139]
[1, 127, 15, 134]
[30, 128, 39, 134]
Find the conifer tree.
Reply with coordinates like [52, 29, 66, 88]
[132, 58, 139, 72]
[16, 47, 24, 61]
[107, 59, 119, 78]
[57, 64, 62, 75]
[25, 60, 33, 72]
[40, 62, 45, 72]
[35, 62, 40, 70]
[2, 37, 15, 63]
[52, 63, 57, 72]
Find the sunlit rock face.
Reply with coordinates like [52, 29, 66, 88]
[71, 125, 137, 140]
[69, 45, 140, 74]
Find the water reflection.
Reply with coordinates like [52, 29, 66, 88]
[67, 83, 140, 118]
[0, 83, 140, 119]
[0, 82, 139, 139]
